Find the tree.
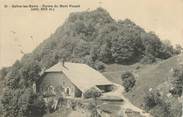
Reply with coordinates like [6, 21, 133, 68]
[1, 59, 45, 117]
[111, 33, 142, 64]
[121, 71, 136, 92]
[143, 90, 172, 117]
[73, 40, 90, 57]
[88, 101, 102, 117]
[143, 90, 161, 111]
[85, 87, 103, 117]
[98, 42, 112, 63]
[158, 40, 174, 59]
[5, 60, 22, 89]
[140, 54, 156, 64]
[2, 86, 46, 117]
[0, 67, 10, 81]
[141, 32, 161, 58]
[171, 64, 183, 96]
[2, 89, 22, 117]
[29, 95, 47, 117]
[174, 44, 183, 54]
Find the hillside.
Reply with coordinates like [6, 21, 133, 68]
[43, 54, 183, 117]
[127, 54, 183, 106]
[25, 7, 177, 69]
[104, 54, 183, 103]
[103, 54, 183, 116]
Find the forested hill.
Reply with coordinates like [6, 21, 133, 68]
[0, 8, 181, 117]
[20, 7, 179, 69]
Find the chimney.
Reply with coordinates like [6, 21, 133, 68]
[61, 57, 66, 67]
[62, 59, 65, 66]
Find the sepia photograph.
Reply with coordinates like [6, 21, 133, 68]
[0, 0, 183, 117]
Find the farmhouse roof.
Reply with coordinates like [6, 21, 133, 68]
[44, 62, 113, 92]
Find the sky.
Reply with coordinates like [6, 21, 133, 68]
[0, 0, 183, 68]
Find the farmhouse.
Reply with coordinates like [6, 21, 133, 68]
[37, 62, 115, 98]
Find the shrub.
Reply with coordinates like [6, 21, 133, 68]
[1, 88, 46, 117]
[121, 71, 136, 92]
[143, 91, 160, 111]
[0, 67, 10, 81]
[171, 64, 183, 97]
[150, 102, 171, 117]
[83, 87, 102, 98]
[94, 61, 105, 71]
[174, 44, 183, 55]
[29, 95, 47, 117]
[87, 99, 101, 117]
[143, 91, 172, 117]
[89, 105, 101, 117]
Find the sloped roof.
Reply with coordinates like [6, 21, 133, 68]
[44, 62, 113, 92]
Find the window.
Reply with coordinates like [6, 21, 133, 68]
[66, 87, 70, 96]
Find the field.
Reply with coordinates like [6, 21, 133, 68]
[104, 54, 183, 108]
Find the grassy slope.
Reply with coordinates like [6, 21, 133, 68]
[103, 54, 183, 107]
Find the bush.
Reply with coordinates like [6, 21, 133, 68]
[87, 98, 102, 117]
[94, 61, 105, 71]
[83, 87, 102, 98]
[174, 44, 183, 55]
[143, 91, 172, 117]
[0, 67, 10, 81]
[1, 88, 46, 117]
[150, 102, 171, 117]
[121, 71, 136, 92]
[143, 91, 160, 111]
[171, 65, 183, 97]
[29, 95, 47, 117]
[89, 103, 101, 117]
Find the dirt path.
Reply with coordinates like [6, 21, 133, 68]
[111, 84, 152, 117]
[68, 84, 152, 117]
[68, 111, 88, 117]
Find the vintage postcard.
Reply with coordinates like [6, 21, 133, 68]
[0, 0, 183, 117]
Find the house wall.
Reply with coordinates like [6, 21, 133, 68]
[38, 72, 82, 98]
